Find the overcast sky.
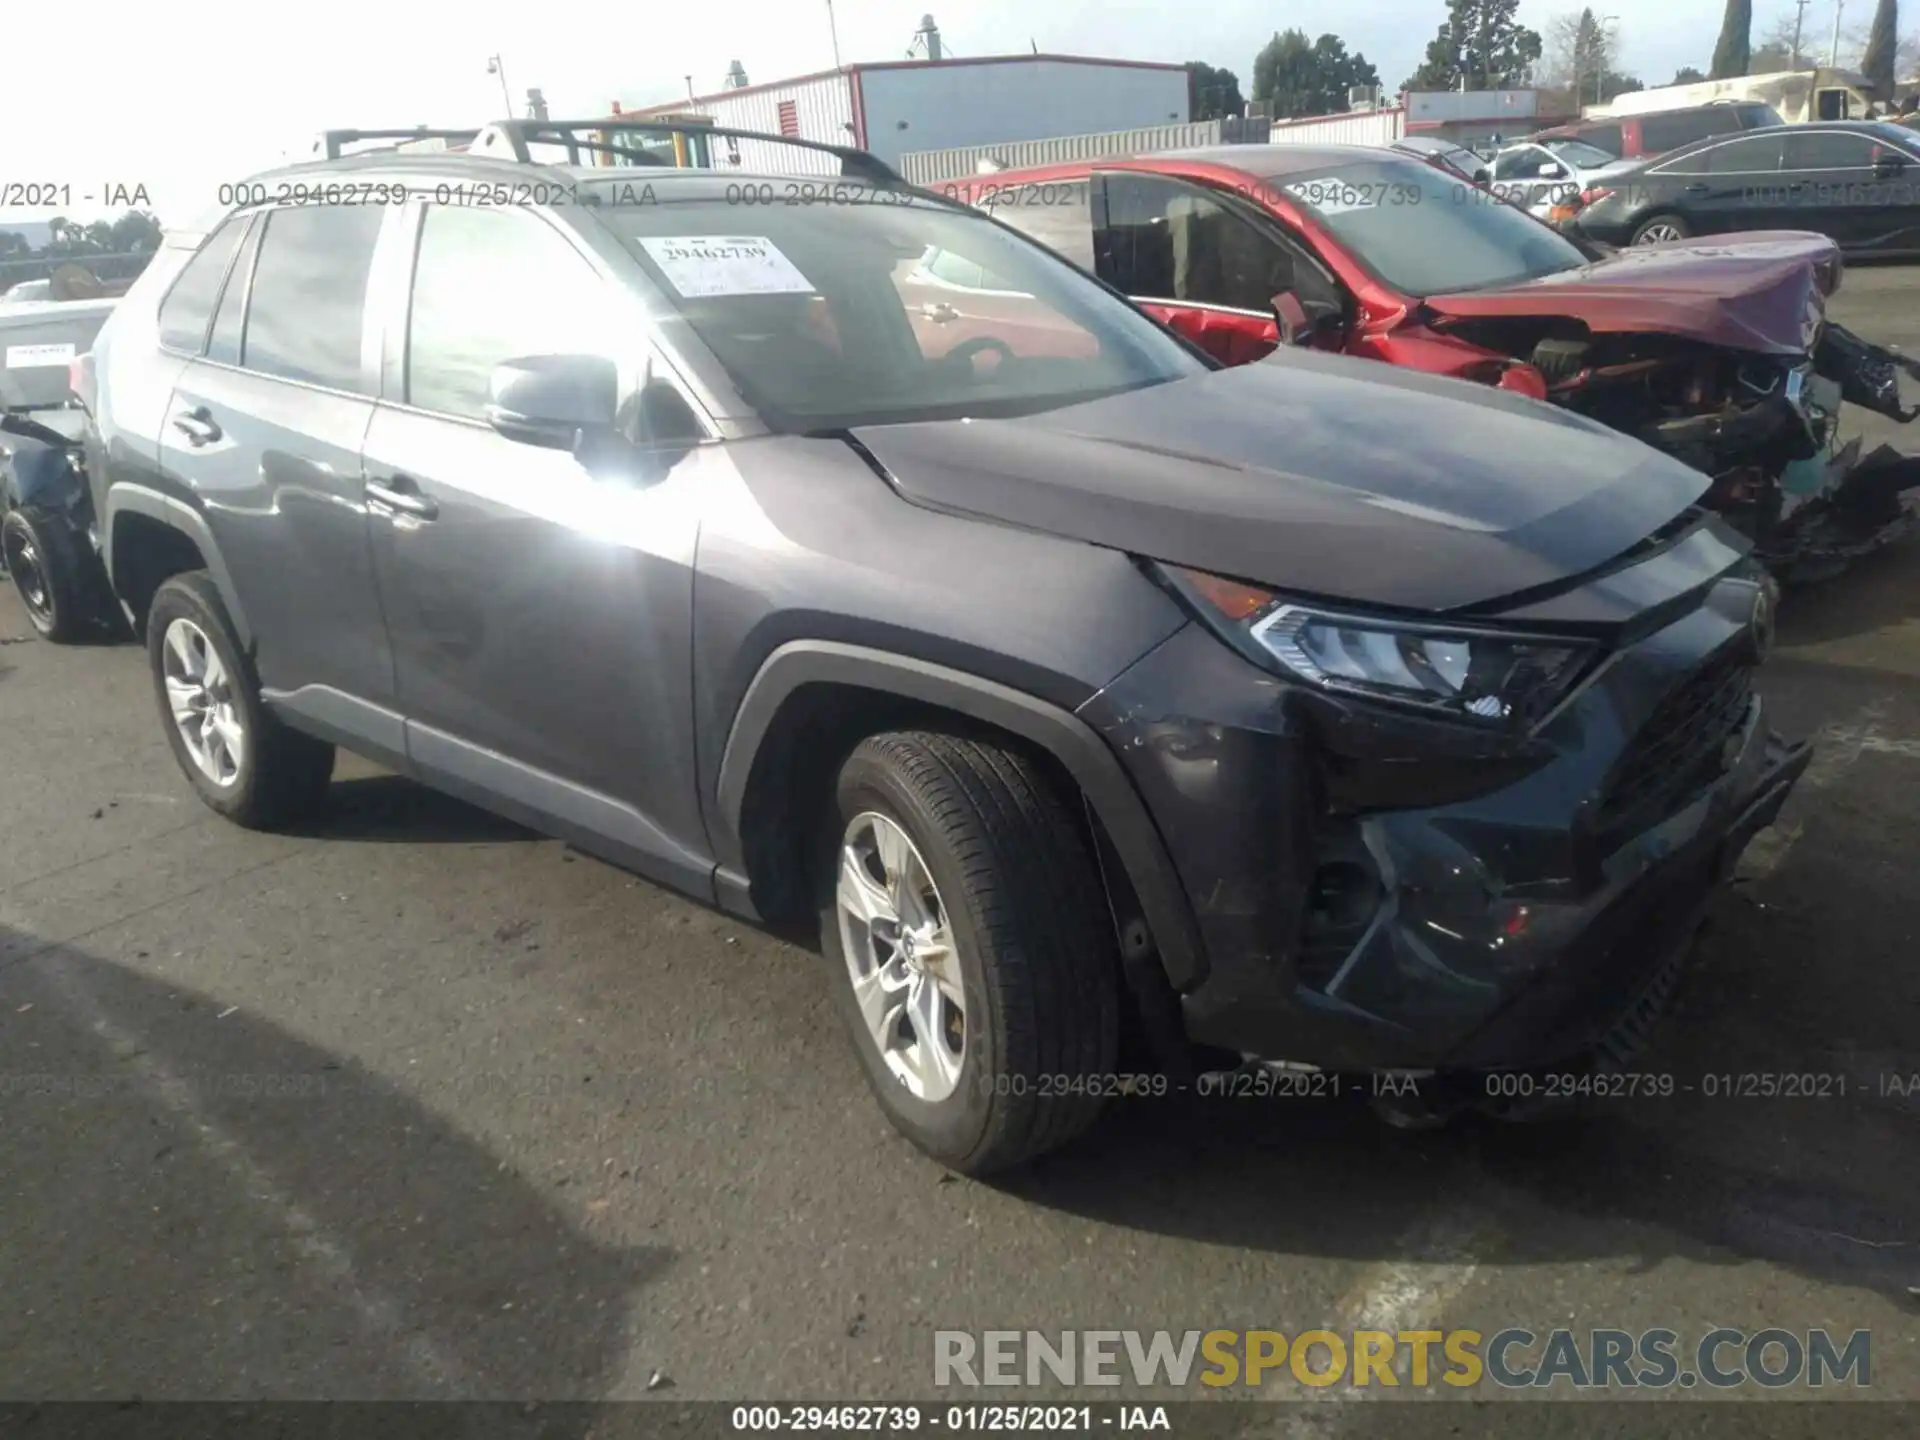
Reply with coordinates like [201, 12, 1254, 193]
[4, 0, 1812, 227]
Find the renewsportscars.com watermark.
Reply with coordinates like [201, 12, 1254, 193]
[934, 1328, 1872, 1391]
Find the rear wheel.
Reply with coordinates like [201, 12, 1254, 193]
[1630, 213, 1692, 246]
[146, 571, 335, 828]
[2, 505, 105, 643]
[821, 732, 1121, 1175]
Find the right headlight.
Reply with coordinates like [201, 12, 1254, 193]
[1166, 566, 1598, 729]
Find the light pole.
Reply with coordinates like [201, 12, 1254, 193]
[827, 0, 844, 69]
[1595, 15, 1620, 106]
[486, 54, 514, 116]
[1829, 1, 1845, 68]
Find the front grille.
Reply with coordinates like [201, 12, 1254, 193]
[1596, 648, 1754, 832]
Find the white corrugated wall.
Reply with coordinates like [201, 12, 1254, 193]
[651, 73, 856, 175]
[1265, 109, 1406, 147]
[899, 120, 1245, 185]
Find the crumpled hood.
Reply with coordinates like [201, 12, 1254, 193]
[1425, 231, 1841, 354]
[851, 349, 1711, 614]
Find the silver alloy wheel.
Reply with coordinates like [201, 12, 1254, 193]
[836, 811, 967, 1101]
[161, 617, 245, 788]
[1635, 221, 1684, 245]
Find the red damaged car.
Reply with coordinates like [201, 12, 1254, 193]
[940, 144, 1920, 578]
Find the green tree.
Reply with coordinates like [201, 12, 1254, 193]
[0, 231, 29, 258]
[109, 210, 165, 253]
[1709, 0, 1752, 79]
[1253, 30, 1381, 117]
[1404, 0, 1543, 91]
[1187, 61, 1247, 120]
[1862, 0, 1900, 100]
[1671, 65, 1708, 83]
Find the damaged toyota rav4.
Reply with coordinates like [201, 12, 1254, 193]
[80, 124, 1810, 1174]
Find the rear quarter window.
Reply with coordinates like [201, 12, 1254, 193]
[156, 216, 249, 354]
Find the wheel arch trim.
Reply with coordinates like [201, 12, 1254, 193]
[102, 483, 252, 647]
[714, 640, 1208, 990]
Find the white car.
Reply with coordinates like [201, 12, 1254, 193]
[1488, 138, 1619, 220]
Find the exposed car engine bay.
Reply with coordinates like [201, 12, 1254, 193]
[1436, 315, 1920, 583]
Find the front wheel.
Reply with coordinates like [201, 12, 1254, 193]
[1630, 213, 1693, 246]
[821, 732, 1121, 1175]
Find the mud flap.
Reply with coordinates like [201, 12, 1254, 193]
[1814, 323, 1920, 422]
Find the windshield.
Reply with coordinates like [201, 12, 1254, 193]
[1275, 157, 1589, 296]
[1540, 138, 1614, 168]
[604, 190, 1203, 432]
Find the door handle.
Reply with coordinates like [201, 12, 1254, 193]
[365, 476, 439, 521]
[172, 407, 222, 446]
[1683, 182, 1709, 194]
[920, 303, 961, 323]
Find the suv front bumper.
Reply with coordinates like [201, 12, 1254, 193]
[1082, 609, 1811, 1077]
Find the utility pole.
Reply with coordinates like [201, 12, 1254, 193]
[1829, 0, 1845, 68]
[1791, 0, 1811, 67]
[486, 55, 513, 116]
[826, 0, 844, 68]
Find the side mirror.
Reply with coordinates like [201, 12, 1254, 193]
[1271, 292, 1341, 348]
[1874, 149, 1907, 177]
[1473, 166, 1493, 186]
[1272, 292, 1314, 347]
[486, 354, 619, 452]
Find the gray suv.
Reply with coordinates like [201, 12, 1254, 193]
[76, 121, 1809, 1173]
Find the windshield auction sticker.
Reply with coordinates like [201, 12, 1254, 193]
[638, 235, 816, 298]
[4, 342, 76, 369]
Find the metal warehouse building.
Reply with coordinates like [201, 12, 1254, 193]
[618, 53, 1191, 174]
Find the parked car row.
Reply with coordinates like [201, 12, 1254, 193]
[7, 118, 1889, 1177]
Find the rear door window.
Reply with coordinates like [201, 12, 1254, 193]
[156, 216, 249, 354]
[1781, 131, 1879, 171]
[1096, 172, 1303, 312]
[1707, 133, 1786, 173]
[242, 205, 384, 392]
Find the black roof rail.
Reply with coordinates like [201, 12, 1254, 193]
[319, 127, 481, 160]
[469, 118, 903, 184]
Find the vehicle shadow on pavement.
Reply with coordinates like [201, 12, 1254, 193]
[0, 927, 670, 1402]
[997, 880, 1919, 1307]
[287, 773, 537, 846]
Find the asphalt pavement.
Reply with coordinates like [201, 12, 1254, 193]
[2, 268, 1919, 1430]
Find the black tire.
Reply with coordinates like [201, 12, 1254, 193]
[3, 505, 106, 643]
[1630, 212, 1693, 246]
[146, 571, 335, 829]
[821, 731, 1121, 1175]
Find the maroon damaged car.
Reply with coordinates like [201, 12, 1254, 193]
[949, 144, 1920, 579]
